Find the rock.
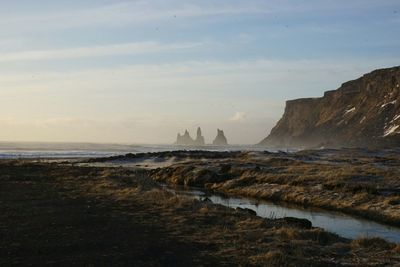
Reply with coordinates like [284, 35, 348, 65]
[200, 197, 212, 203]
[236, 207, 257, 216]
[177, 129, 193, 145]
[176, 127, 205, 146]
[194, 127, 205, 145]
[260, 66, 400, 149]
[176, 129, 195, 145]
[213, 129, 228, 145]
[175, 127, 228, 146]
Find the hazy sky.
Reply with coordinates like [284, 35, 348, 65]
[1, 0, 399, 144]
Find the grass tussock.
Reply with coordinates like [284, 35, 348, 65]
[276, 227, 299, 240]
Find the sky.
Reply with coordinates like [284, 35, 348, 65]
[0, 0, 399, 144]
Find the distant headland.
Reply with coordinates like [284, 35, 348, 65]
[175, 127, 228, 146]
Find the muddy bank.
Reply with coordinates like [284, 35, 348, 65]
[1, 161, 399, 266]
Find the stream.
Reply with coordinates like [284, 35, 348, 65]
[164, 185, 400, 243]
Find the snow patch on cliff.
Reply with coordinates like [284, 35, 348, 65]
[392, 114, 400, 122]
[383, 125, 400, 137]
[381, 100, 397, 109]
[344, 107, 355, 115]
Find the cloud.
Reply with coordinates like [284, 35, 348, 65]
[0, 41, 202, 62]
[229, 112, 247, 122]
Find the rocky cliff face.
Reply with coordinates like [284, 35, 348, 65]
[213, 129, 228, 145]
[260, 66, 400, 148]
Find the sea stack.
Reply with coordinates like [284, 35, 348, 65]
[194, 127, 205, 145]
[176, 129, 194, 145]
[213, 129, 228, 145]
[176, 128, 205, 145]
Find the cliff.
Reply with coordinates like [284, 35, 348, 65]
[260, 66, 400, 148]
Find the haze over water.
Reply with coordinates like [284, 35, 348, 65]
[0, 141, 274, 159]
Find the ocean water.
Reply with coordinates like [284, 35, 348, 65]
[0, 142, 271, 159]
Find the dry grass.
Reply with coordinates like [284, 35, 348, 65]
[351, 237, 395, 250]
[275, 227, 299, 240]
[2, 161, 399, 266]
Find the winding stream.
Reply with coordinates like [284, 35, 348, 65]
[165, 185, 400, 243]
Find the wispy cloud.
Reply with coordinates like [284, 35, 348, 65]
[0, 41, 202, 62]
[0, 1, 397, 43]
[0, 1, 270, 32]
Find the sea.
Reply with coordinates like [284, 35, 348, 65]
[0, 142, 272, 159]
